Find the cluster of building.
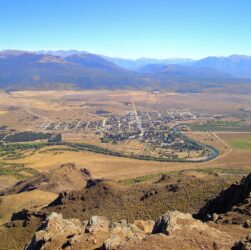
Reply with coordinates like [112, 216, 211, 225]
[39, 110, 213, 133]
[38, 110, 214, 153]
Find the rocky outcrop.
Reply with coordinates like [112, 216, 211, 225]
[133, 219, 155, 234]
[0, 163, 96, 195]
[197, 173, 251, 215]
[195, 172, 251, 227]
[140, 190, 158, 201]
[4, 209, 47, 228]
[232, 235, 251, 250]
[26, 211, 234, 250]
[152, 211, 232, 247]
[14, 170, 239, 226]
[48, 190, 86, 206]
[166, 183, 179, 192]
[26, 212, 85, 250]
[155, 174, 171, 183]
[25, 212, 150, 250]
[85, 216, 110, 234]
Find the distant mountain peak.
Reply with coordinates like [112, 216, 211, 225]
[195, 55, 251, 78]
[0, 49, 33, 56]
[0, 50, 251, 92]
[35, 50, 88, 57]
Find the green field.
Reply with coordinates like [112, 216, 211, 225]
[0, 162, 38, 180]
[228, 138, 251, 149]
[189, 120, 251, 132]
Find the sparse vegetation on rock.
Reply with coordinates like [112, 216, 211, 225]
[25, 211, 234, 250]
[196, 172, 251, 227]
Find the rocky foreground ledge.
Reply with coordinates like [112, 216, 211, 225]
[2, 169, 250, 249]
[25, 210, 244, 250]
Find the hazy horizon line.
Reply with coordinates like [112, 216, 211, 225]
[0, 48, 250, 61]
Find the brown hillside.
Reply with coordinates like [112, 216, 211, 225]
[196, 172, 251, 227]
[0, 163, 93, 195]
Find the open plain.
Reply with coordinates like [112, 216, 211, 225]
[0, 90, 251, 180]
[0, 90, 251, 249]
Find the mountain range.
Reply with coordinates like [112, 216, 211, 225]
[105, 57, 194, 71]
[0, 50, 154, 90]
[0, 50, 251, 93]
[194, 55, 251, 78]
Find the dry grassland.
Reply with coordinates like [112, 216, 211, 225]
[0, 90, 250, 181]
[1, 132, 250, 181]
[0, 190, 57, 225]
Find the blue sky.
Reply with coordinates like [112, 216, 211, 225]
[0, 0, 251, 59]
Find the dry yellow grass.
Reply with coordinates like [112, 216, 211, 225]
[1, 90, 251, 127]
[0, 190, 57, 225]
[0, 176, 17, 191]
[64, 134, 145, 154]
[0, 90, 250, 180]
[2, 132, 250, 181]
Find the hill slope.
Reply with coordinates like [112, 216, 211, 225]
[105, 57, 194, 70]
[0, 51, 152, 90]
[196, 172, 251, 227]
[0, 163, 93, 195]
[0, 50, 251, 92]
[194, 55, 251, 78]
[138, 64, 249, 93]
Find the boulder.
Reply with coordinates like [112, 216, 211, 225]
[85, 216, 110, 234]
[133, 219, 155, 234]
[26, 212, 85, 250]
[166, 184, 179, 192]
[103, 236, 124, 250]
[26, 211, 235, 250]
[102, 220, 147, 249]
[152, 211, 232, 248]
[140, 190, 157, 201]
[156, 174, 171, 183]
[244, 219, 251, 228]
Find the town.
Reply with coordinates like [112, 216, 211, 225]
[36, 110, 219, 160]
